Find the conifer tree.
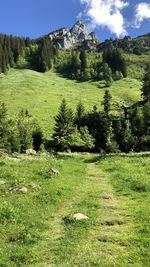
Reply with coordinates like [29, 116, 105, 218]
[143, 100, 150, 134]
[53, 99, 74, 151]
[0, 102, 9, 148]
[141, 64, 150, 100]
[120, 119, 135, 152]
[102, 90, 112, 117]
[80, 49, 87, 72]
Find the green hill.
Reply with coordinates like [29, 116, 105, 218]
[0, 68, 141, 138]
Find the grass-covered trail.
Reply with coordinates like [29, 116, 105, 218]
[27, 157, 139, 267]
[0, 153, 150, 267]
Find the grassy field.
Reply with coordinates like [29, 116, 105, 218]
[0, 69, 141, 137]
[0, 152, 150, 267]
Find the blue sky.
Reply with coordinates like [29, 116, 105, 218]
[0, 0, 150, 41]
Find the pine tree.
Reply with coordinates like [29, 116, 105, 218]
[0, 102, 9, 148]
[141, 64, 150, 100]
[76, 101, 85, 118]
[102, 90, 112, 117]
[104, 120, 118, 152]
[103, 48, 127, 78]
[53, 99, 74, 151]
[143, 100, 150, 134]
[120, 119, 135, 152]
[80, 49, 87, 72]
[102, 63, 112, 86]
[71, 51, 81, 75]
[131, 107, 144, 137]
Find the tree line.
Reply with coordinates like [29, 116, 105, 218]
[0, 32, 127, 86]
[56, 48, 127, 85]
[0, 34, 29, 74]
[0, 34, 58, 74]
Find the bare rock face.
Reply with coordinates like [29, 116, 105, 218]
[48, 20, 99, 49]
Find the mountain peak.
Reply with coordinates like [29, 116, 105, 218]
[48, 21, 99, 50]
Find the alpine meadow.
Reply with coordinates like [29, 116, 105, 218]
[0, 12, 150, 267]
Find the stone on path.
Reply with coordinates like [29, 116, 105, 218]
[73, 213, 89, 221]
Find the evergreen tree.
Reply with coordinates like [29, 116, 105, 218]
[32, 127, 43, 151]
[102, 63, 112, 86]
[79, 126, 95, 150]
[0, 102, 9, 148]
[143, 100, 150, 134]
[75, 101, 85, 127]
[141, 64, 150, 100]
[103, 48, 127, 78]
[104, 120, 118, 152]
[53, 99, 74, 151]
[71, 51, 81, 76]
[131, 107, 144, 137]
[102, 90, 112, 117]
[120, 119, 135, 152]
[80, 49, 87, 72]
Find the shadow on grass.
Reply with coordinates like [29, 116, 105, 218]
[84, 152, 150, 164]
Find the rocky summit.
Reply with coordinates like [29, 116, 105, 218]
[48, 20, 99, 49]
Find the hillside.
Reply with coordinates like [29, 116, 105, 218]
[0, 68, 141, 138]
[97, 33, 150, 55]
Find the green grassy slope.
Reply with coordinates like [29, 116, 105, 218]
[0, 152, 150, 266]
[0, 69, 141, 137]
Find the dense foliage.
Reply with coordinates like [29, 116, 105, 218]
[0, 34, 31, 74]
[52, 67, 150, 153]
[0, 34, 58, 74]
[98, 34, 150, 55]
[56, 48, 126, 84]
[0, 105, 43, 152]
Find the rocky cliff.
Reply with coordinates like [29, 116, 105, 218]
[48, 21, 99, 49]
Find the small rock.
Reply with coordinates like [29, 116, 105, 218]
[19, 186, 28, 193]
[102, 194, 113, 200]
[0, 180, 6, 185]
[73, 213, 89, 221]
[9, 186, 28, 194]
[48, 168, 59, 175]
[26, 149, 36, 155]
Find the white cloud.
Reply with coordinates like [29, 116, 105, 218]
[79, 0, 129, 37]
[135, 2, 150, 28]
